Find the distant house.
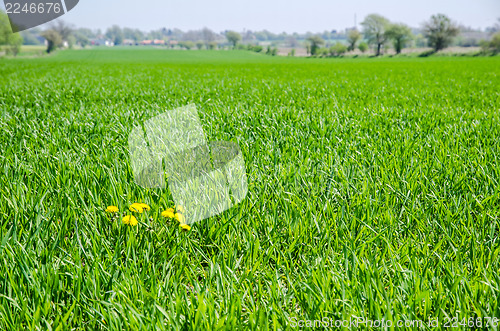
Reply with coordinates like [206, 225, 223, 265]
[91, 39, 113, 46]
[139, 39, 166, 46]
[123, 39, 136, 46]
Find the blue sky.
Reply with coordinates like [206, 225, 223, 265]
[3, 0, 499, 32]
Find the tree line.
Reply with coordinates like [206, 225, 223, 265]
[1, 9, 499, 56]
[307, 14, 499, 56]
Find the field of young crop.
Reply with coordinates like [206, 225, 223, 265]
[0, 48, 499, 329]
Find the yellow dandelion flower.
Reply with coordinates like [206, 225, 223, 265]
[179, 223, 191, 231]
[174, 213, 185, 223]
[105, 205, 118, 213]
[161, 208, 175, 218]
[175, 205, 185, 213]
[129, 203, 149, 213]
[129, 216, 138, 226]
[129, 203, 142, 213]
[122, 215, 138, 226]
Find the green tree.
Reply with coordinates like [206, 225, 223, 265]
[226, 31, 241, 48]
[41, 29, 62, 53]
[306, 35, 325, 55]
[361, 14, 390, 56]
[5, 32, 22, 56]
[196, 40, 204, 50]
[358, 41, 368, 53]
[490, 32, 500, 53]
[0, 10, 11, 45]
[479, 39, 490, 54]
[480, 32, 500, 54]
[0, 9, 23, 56]
[422, 14, 459, 52]
[347, 29, 361, 51]
[386, 23, 413, 54]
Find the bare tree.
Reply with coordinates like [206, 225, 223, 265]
[202, 27, 215, 48]
[51, 20, 73, 43]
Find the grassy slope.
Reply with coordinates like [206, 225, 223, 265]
[0, 49, 499, 329]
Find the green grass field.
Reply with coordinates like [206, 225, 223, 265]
[0, 48, 499, 329]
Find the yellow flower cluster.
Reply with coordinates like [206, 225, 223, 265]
[122, 215, 138, 226]
[129, 203, 150, 213]
[105, 203, 150, 227]
[105, 205, 118, 213]
[105, 203, 191, 231]
[161, 205, 191, 231]
[161, 208, 175, 219]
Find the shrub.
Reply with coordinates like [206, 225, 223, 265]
[208, 41, 217, 50]
[247, 45, 263, 53]
[5, 33, 22, 56]
[358, 42, 368, 53]
[179, 41, 194, 50]
[418, 49, 435, 57]
[329, 42, 347, 56]
[490, 32, 500, 54]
